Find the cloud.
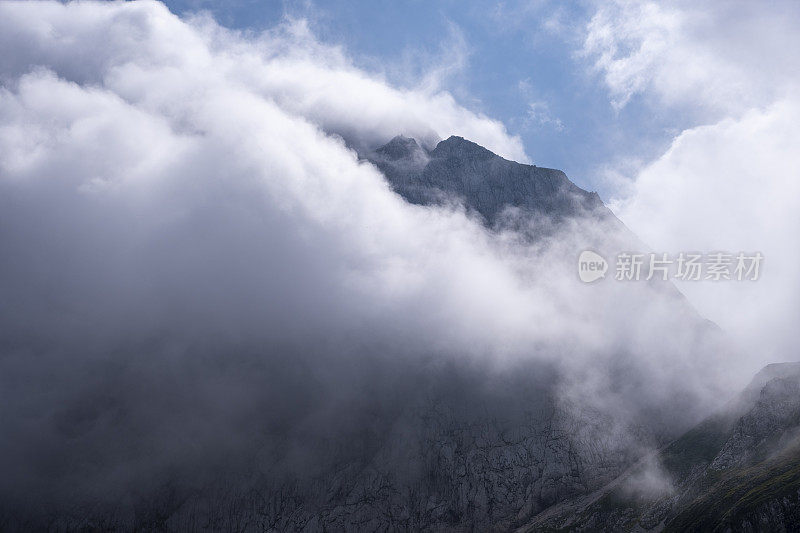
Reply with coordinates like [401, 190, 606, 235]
[406, 21, 471, 95]
[517, 79, 565, 132]
[0, 0, 745, 522]
[525, 100, 565, 131]
[582, 0, 800, 115]
[611, 99, 800, 364]
[586, 1, 800, 366]
[0, 1, 527, 162]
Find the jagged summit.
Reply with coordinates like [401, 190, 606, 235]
[374, 134, 423, 160]
[367, 134, 611, 231]
[429, 135, 495, 161]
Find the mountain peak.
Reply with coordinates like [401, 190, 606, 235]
[431, 135, 495, 161]
[375, 135, 423, 160]
[367, 134, 609, 229]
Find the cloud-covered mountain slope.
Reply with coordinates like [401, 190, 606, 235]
[0, 2, 752, 530]
[521, 362, 800, 532]
[0, 134, 727, 532]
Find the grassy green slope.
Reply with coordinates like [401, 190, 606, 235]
[665, 442, 800, 532]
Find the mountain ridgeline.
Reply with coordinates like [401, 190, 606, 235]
[366, 135, 617, 239]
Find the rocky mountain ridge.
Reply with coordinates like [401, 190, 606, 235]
[366, 135, 616, 239]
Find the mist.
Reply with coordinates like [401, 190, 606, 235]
[0, 1, 775, 527]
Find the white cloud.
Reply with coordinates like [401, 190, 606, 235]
[517, 79, 564, 132]
[589, 1, 800, 365]
[0, 0, 749, 514]
[583, 0, 800, 115]
[525, 100, 565, 131]
[612, 99, 800, 363]
[0, 1, 528, 162]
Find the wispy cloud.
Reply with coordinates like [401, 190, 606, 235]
[525, 100, 565, 131]
[581, 0, 800, 114]
[517, 78, 565, 132]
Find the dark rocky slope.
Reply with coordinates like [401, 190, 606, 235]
[520, 363, 800, 532]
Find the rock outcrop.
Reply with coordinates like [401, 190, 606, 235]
[367, 135, 616, 240]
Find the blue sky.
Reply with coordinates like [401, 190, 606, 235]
[160, 0, 689, 199]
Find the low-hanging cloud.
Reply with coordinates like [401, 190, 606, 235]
[0, 0, 749, 525]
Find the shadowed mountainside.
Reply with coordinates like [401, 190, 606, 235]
[521, 362, 800, 532]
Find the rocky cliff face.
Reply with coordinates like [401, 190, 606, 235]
[11, 362, 654, 531]
[521, 362, 800, 532]
[36, 361, 796, 532]
[367, 135, 616, 241]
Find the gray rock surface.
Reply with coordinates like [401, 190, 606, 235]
[520, 362, 800, 532]
[367, 135, 614, 239]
